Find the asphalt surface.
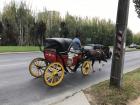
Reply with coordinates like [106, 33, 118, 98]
[0, 51, 140, 105]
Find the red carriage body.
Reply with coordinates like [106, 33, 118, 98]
[43, 38, 82, 66]
[44, 50, 82, 66]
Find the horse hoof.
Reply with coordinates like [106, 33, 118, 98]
[93, 70, 95, 72]
[99, 68, 101, 71]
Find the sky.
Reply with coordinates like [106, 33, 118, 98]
[0, 0, 140, 34]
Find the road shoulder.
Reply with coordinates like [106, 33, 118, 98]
[0, 51, 40, 55]
[51, 91, 90, 105]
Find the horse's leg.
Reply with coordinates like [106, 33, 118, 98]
[92, 59, 95, 72]
[101, 56, 107, 67]
[102, 61, 105, 67]
[100, 51, 107, 68]
[99, 60, 102, 71]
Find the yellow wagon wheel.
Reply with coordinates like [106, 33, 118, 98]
[29, 58, 47, 78]
[44, 62, 64, 87]
[81, 61, 91, 76]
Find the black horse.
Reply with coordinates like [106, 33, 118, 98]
[84, 48, 108, 71]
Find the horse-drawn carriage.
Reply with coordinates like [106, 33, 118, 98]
[29, 38, 93, 87]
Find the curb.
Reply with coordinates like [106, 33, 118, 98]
[0, 51, 41, 55]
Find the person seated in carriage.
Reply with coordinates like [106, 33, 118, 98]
[69, 30, 82, 52]
[66, 30, 84, 70]
[67, 30, 82, 61]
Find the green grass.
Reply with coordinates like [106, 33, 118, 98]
[0, 46, 40, 53]
[126, 47, 140, 52]
[84, 68, 140, 105]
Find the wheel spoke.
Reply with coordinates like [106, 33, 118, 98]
[36, 60, 39, 66]
[85, 64, 89, 68]
[34, 62, 38, 66]
[55, 76, 59, 82]
[83, 62, 87, 68]
[47, 77, 52, 82]
[50, 78, 54, 84]
[37, 69, 40, 76]
[39, 69, 43, 75]
[47, 74, 53, 80]
[46, 72, 53, 78]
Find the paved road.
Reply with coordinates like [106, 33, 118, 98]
[0, 51, 140, 105]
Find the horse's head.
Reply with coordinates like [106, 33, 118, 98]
[102, 46, 112, 59]
[102, 46, 108, 54]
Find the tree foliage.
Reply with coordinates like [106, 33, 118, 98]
[133, 32, 140, 44]
[0, 21, 3, 34]
[0, 1, 133, 46]
[126, 28, 133, 45]
[133, 0, 140, 18]
[37, 10, 61, 38]
[59, 21, 69, 38]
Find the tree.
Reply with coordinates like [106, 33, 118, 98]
[16, 2, 35, 45]
[133, 0, 140, 18]
[36, 20, 46, 44]
[0, 21, 3, 34]
[59, 21, 69, 38]
[0, 12, 2, 21]
[2, 18, 17, 45]
[2, 1, 18, 45]
[65, 13, 77, 38]
[126, 28, 133, 45]
[2, 1, 35, 45]
[0, 21, 3, 45]
[133, 32, 140, 44]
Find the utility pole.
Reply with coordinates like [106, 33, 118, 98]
[110, 0, 130, 88]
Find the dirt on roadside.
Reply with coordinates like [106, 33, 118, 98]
[84, 88, 140, 105]
[128, 97, 140, 105]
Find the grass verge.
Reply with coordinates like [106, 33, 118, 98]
[84, 68, 140, 105]
[126, 48, 140, 52]
[0, 46, 40, 53]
